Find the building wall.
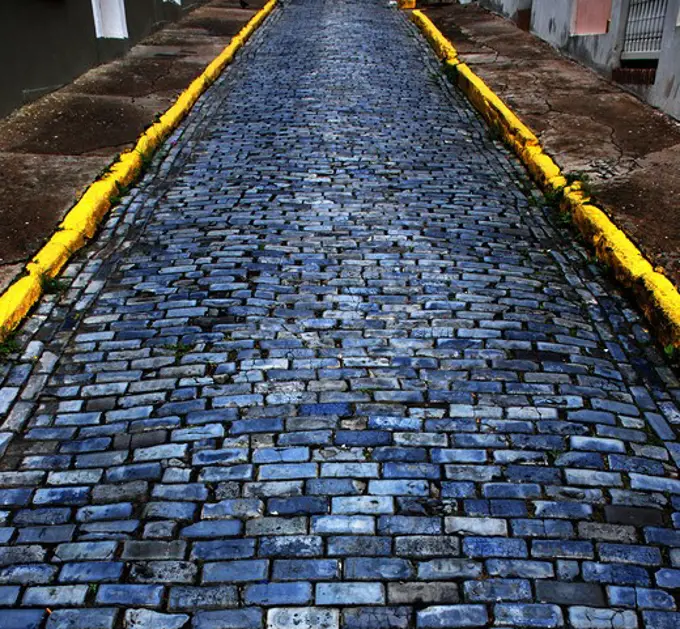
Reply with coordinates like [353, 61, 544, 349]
[124, 0, 195, 45]
[530, 0, 629, 74]
[528, 0, 573, 49]
[649, 0, 680, 119]
[478, 0, 533, 23]
[478, 0, 625, 72]
[573, 0, 613, 35]
[479, 0, 679, 120]
[0, 0, 205, 120]
[0, 0, 101, 118]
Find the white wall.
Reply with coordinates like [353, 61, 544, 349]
[649, 0, 680, 119]
[471, 0, 679, 120]
[91, 0, 129, 39]
[478, 0, 532, 20]
[529, 0, 628, 74]
[530, 0, 574, 48]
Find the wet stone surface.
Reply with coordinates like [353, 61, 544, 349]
[0, 0, 680, 627]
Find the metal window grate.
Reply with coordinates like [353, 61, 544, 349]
[622, 0, 668, 60]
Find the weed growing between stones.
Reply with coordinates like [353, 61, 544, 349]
[0, 332, 19, 359]
[164, 342, 195, 360]
[39, 272, 68, 295]
[543, 185, 565, 210]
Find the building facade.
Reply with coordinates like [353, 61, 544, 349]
[0, 0, 204, 119]
[477, 0, 680, 120]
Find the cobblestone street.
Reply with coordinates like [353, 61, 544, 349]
[1, 0, 680, 627]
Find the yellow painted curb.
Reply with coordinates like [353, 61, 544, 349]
[410, 9, 680, 349]
[0, 0, 277, 341]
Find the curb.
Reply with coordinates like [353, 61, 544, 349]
[0, 0, 277, 341]
[410, 9, 680, 350]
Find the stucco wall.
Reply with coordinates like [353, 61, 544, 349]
[649, 0, 680, 119]
[472, 0, 679, 121]
[124, 0, 202, 44]
[478, 0, 532, 20]
[530, 0, 628, 75]
[0, 0, 101, 118]
[530, 0, 574, 48]
[0, 0, 206, 120]
[124, 0, 160, 44]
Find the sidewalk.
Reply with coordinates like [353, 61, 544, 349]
[0, 0, 265, 293]
[422, 1, 680, 290]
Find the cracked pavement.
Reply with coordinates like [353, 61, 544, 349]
[0, 0, 680, 627]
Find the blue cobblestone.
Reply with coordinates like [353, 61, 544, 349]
[59, 562, 124, 583]
[494, 604, 564, 628]
[416, 605, 488, 628]
[0, 610, 45, 629]
[243, 582, 312, 606]
[345, 558, 413, 580]
[583, 562, 651, 586]
[46, 609, 117, 629]
[316, 582, 384, 606]
[203, 560, 268, 583]
[643, 611, 680, 628]
[193, 609, 262, 629]
[96, 584, 164, 606]
[463, 537, 528, 558]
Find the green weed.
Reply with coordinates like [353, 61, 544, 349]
[543, 186, 565, 209]
[0, 334, 20, 359]
[40, 273, 67, 295]
[164, 342, 194, 359]
[565, 170, 595, 199]
[556, 210, 572, 227]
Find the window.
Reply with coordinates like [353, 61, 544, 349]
[622, 0, 669, 60]
[90, 0, 129, 39]
[573, 0, 613, 35]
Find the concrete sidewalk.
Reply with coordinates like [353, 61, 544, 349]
[423, 1, 680, 291]
[0, 0, 265, 293]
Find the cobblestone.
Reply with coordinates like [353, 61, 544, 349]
[0, 0, 678, 626]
